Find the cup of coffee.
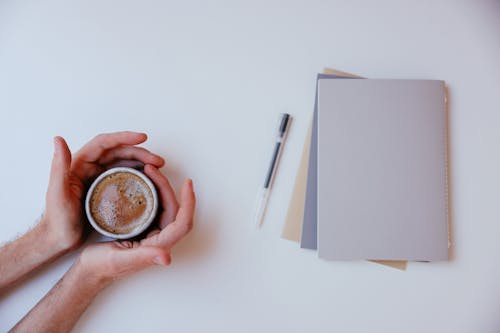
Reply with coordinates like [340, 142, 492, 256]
[85, 167, 158, 239]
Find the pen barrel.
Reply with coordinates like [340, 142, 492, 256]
[264, 141, 281, 188]
[255, 189, 270, 228]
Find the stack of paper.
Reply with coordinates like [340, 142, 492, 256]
[282, 69, 450, 268]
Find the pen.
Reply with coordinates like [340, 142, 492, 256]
[255, 113, 291, 228]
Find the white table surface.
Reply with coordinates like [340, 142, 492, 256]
[1, 1, 500, 332]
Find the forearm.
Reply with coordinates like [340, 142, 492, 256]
[11, 258, 110, 333]
[0, 221, 68, 293]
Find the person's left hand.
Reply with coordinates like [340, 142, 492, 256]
[76, 164, 196, 283]
[41, 132, 165, 253]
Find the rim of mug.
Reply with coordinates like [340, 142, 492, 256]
[85, 167, 158, 239]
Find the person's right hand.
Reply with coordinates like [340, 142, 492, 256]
[76, 165, 195, 283]
[41, 132, 165, 253]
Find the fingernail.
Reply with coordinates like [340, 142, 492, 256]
[53, 137, 60, 154]
[153, 256, 165, 265]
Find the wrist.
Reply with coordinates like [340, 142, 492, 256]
[0, 218, 75, 291]
[71, 256, 113, 292]
[36, 217, 70, 256]
[38, 214, 82, 254]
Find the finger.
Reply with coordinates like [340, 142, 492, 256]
[144, 165, 179, 228]
[48, 136, 72, 191]
[157, 179, 196, 249]
[146, 228, 161, 238]
[104, 160, 145, 170]
[117, 246, 171, 270]
[98, 146, 165, 167]
[75, 131, 147, 162]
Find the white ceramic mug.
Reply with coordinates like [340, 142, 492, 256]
[85, 167, 158, 239]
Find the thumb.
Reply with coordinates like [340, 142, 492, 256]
[48, 136, 72, 190]
[156, 179, 196, 250]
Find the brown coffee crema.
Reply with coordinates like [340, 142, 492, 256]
[89, 172, 154, 234]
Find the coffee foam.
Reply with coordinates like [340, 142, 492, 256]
[89, 172, 154, 234]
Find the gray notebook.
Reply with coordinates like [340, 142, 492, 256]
[317, 79, 449, 261]
[300, 74, 355, 249]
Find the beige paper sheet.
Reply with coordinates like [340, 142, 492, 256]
[281, 67, 407, 271]
[282, 122, 312, 241]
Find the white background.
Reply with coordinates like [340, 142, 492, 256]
[1, 1, 499, 332]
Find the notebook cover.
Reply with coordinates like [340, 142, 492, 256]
[317, 79, 449, 261]
[300, 74, 356, 249]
